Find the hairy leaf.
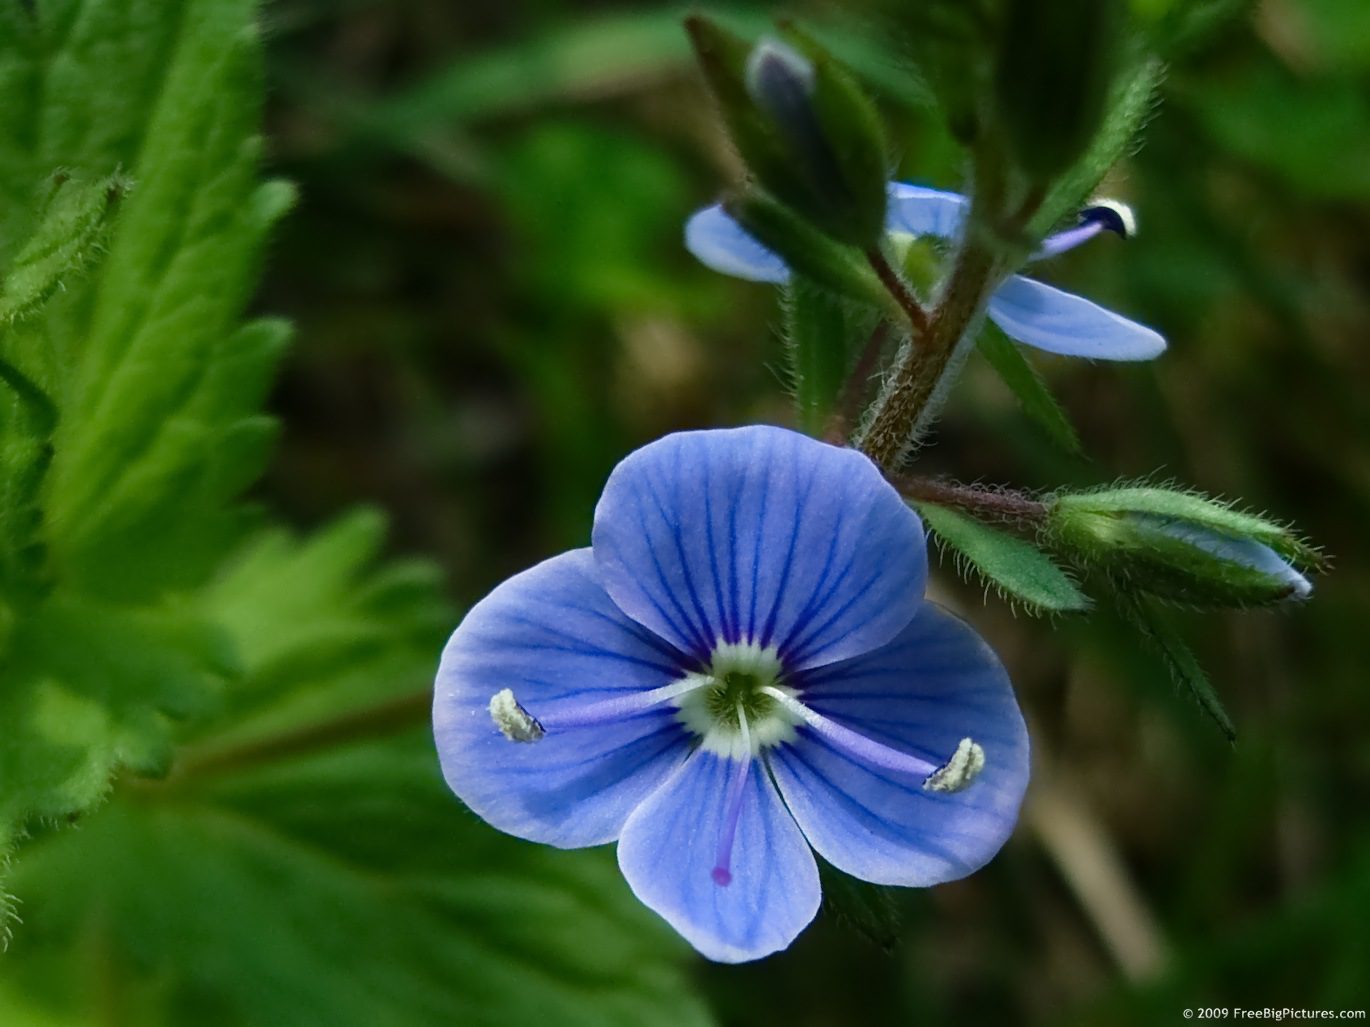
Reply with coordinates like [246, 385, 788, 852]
[920, 501, 1091, 614]
[0, 520, 708, 1027]
[977, 324, 1083, 455]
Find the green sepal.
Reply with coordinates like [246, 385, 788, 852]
[1115, 590, 1236, 741]
[994, 0, 1127, 181]
[1029, 55, 1163, 237]
[724, 189, 890, 308]
[771, 24, 889, 246]
[817, 857, 902, 953]
[783, 277, 879, 435]
[977, 325, 1083, 455]
[686, 16, 888, 249]
[919, 501, 1092, 615]
[1049, 488, 1318, 607]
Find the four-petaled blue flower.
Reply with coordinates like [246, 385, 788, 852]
[687, 183, 1166, 361]
[434, 426, 1029, 962]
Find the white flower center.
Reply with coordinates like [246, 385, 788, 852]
[673, 641, 804, 760]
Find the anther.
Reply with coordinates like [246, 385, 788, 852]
[489, 688, 544, 742]
[1079, 199, 1136, 240]
[922, 737, 985, 794]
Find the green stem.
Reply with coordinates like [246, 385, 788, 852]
[168, 688, 432, 782]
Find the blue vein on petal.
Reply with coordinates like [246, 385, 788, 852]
[759, 451, 819, 649]
[495, 724, 684, 777]
[645, 465, 716, 653]
[630, 486, 711, 658]
[785, 737, 1011, 832]
[746, 453, 772, 643]
[700, 447, 733, 643]
[783, 558, 894, 666]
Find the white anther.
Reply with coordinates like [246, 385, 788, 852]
[489, 688, 544, 742]
[922, 737, 985, 794]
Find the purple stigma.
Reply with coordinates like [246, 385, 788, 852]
[711, 705, 753, 888]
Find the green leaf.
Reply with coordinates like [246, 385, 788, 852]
[0, 0, 290, 889]
[919, 501, 1092, 614]
[0, 172, 128, 325]
[0, 520, 709, 1027]
[1115, 591, 1236, 741]
[977, 324, 1083, 455]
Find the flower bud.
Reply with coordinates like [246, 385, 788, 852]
[993, 0, 1127, 180]
[1049, 488, 1317, 607]
[687, 16, 888, 248]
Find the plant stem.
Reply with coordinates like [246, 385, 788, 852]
[856, 235, 1000, 471]
[167, 688, 432, 782]
[825, 320, 892, 443]
[892, 474, 1047, 524]
[865, 248, 929, 333]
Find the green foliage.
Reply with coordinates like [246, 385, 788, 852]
[976, 325, 1083, 454]
[0, 0, 291, 876]
[919, 501, 1091, 615]
[0, 518, 707, 1027]
[1114, 591, 1236, 741]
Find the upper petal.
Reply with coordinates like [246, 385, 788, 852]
[987, 274, 1166, 360]
[433, 549, 691, 848]
[770, 603, 1029, 886]
[617, 751, 820, 962]
[684, 204, 790, 284]
[886, 182, 969, 241]
[592, 426, 928, 670]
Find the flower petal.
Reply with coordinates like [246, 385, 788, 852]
[617, 751, 820, 962]
[886, 182, 969, 241]
[987, 274, 1166, 360]
[592, 426, 928, 670]
[433, 548, 691, 848]
[684, 204, 790, 284]
[770, 603, 1029, 886]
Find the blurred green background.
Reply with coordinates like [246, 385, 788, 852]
[252, 0, 1370, 1022]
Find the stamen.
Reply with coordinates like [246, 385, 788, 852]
[1034, 199, 1137, 259]
[759, 686, 985, 793]
[711, 702, 753, 887]
[488, 675, 711, 742]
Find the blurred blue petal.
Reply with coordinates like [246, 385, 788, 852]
[617, 751, 820, 962]
[592, 425, 927, 670]
[684, 204, 790, 283]
[885, 182, 968, 240]
[987, 275, 1167, 360]
[771, 604, 1029, 886]
[434, 549, 690, 848]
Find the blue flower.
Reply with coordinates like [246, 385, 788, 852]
[686, 183, 1166, 361]
[434, 425, 1029, 962]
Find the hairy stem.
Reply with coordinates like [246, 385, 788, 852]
[865, 248, 929, 333]
[892, 474, 1048, 524]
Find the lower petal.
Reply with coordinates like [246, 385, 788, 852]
[433, 549, 691, 849]
[987, 275, 1166, 360]
[771, 604, 1029, 886]
[617, 751, 820, 963]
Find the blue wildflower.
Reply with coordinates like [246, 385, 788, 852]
[434, 425, 1029, 962]
[686, 183, 1166, 361]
